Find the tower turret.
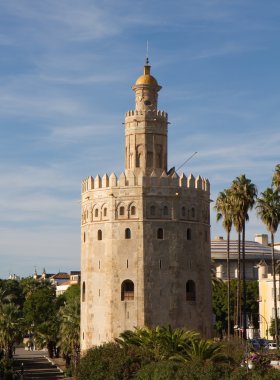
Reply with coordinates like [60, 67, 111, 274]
[133, 58, 161, 112]
[125, 60, 168, 175]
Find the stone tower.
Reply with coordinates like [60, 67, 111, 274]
[80, 60, 212, 351]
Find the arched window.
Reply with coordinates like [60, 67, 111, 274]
[191, 207, 195, 218]
[125, 228, 131, 239]
[82, 281, 86, 302]
[121, 280, 134, 301]
[157, 228, 164, 239]
[163, 206, 168, 216]
[136, 145, 143, 168]
[83, 232, 86, 243]
[120, 206, 125, 216]
[131, 206, 136, 216]
[150, 205, 156, 216]
[186, 280, 196, 301]
[103, 208, 107, 217]
[97, 230, 102, 240]
[95, 209, 98, 217]
[187, 228, 191, 241]
[182, 207, 186, 217]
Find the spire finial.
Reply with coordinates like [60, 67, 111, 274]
[146, 40, 149, 65]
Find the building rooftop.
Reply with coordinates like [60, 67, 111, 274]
[51, 272, 70, 280]
[211, 236, 280, 261]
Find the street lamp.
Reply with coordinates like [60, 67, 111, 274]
[258, 313, 269, 341]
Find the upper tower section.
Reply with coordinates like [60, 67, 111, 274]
[133, 58, 162, 112]
[125, 60, 168, 175]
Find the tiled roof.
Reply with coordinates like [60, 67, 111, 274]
[211, 239, 280, 260]
[51, 273, 70, 279]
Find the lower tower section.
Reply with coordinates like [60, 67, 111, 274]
[80, 171, 212, 351]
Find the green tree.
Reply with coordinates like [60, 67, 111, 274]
[212, 280, 258, 337]
[276, 260, 280, 303]
[63, 283, 80, 304]
[0, 302, 23, 359]
[0, 279, 23, 306]
[210, 260, 224, 288]
[23, 286, 56, 327]
[20, 276, 52, 300]
[231, 175, 257, 339]
[58, 297, 80, 369]
[35, 317, 60, 358]
[256, 187, 280, 348]
[232, 204, 243, 333]
[269, 318, 280, 340]
[214, 189, 234, 339]
[272, 164, 280, 191]
[22, 285, 62, 357]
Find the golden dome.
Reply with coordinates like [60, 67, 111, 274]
[135, 63, 159, 87]
[135, 73, 158, 86]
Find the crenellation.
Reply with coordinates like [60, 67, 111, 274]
[125, 109, 168, 121]
[179, 173, 187, 187]
[160, 171, 169, 187]
[188, 173, 195, 188]
[109, 172, 117, 187]
[118, 172, 126, 187]
[171, 171, 179, 187]
[94, 175, 102, 189]
[195, 175, 203, 190]
[205, 178, 210, 193]
[126, 171, 136, 186]
[81, 171, 210, 194]
[102, 174, 109, 188]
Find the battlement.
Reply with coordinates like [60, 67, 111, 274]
[125, 110, 168, 119]
[81, 171, 210, 194]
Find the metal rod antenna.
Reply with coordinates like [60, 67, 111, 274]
[146, 40, 149, 64]
[176, 151, 198, 171]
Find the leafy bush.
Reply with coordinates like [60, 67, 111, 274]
[133, 360, 188, 380]
[134, 359, 232, 380]
[76, 342, 145, 380]
[0, 358, 15, 380]
[230, 366, 280, 380]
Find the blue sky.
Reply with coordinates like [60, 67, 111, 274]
[0, 0, 280, 278]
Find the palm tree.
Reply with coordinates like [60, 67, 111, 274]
[211, 260, 224, 288]
[156, 326, 198, 359]
[116, 326, 198, 361]
[35, 317, 59, 358]
[231, 175, 257, 340]
[256, 187, 280, 348]
[171, 338, 227, 364]
[58, 299, 80, 368]
[214, 189, 233, 339]
[0, 302, 22, 359]
[116, 326, 163, 360]
[276, 260, 280, 304]
[0, 289, 14, 304]
[272, 164, 280, 191]
[232, 209, 243, 335]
